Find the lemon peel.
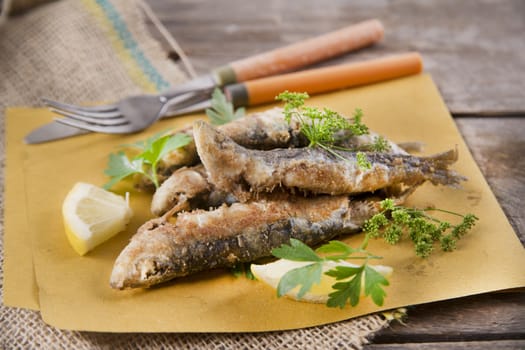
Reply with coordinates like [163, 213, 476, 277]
[62, 182, 133, 255]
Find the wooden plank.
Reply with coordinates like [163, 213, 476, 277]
[455, 117, 525, 244]
[367, 292, 525, 343]
[145, 0, 525, 115]
[365, 340, 525, 350]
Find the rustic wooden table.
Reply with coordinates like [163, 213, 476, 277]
[145, 0, 525, 348]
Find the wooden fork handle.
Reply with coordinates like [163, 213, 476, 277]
[224, 52, 423, 107]
[213, 19, 384, 85]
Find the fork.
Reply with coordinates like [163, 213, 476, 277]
[47, 87, 215, 134]
[42, 20, 386, 134]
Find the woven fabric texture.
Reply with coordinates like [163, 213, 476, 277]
[0, 0, 390, 348]
[0, 0, 185, 111]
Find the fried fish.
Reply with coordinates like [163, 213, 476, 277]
[111, 112, 461, 290]
[151, 164, 235, 216]
[194, 121, 465, 202]
[152, 118, 415, 216]
[111, 191, 411, 289]
[154, 108, 414, 185]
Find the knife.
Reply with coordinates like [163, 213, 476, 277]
[25, 122, 89, 144]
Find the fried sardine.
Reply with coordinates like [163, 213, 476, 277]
[154, 108, 413, 185]
[111, 192, 408, 289]
[152, 116, 414, 216]
[194, 121, 465, 202]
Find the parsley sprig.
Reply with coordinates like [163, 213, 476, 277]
[270, 200, 478, 308]
[206, 88, 245, 125]
[364, 199, 479, 258]
[276, 91, 387, 168]
[271, 238, 389, 309]
[276, 91, 368, 148]
[104, 131, 192, 190]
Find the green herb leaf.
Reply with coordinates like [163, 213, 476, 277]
[277, 262, 323, 299]
[325, 265, 362, 280]
[371, 135, 391, 152]
[103, 152, 145, 190]
[316, 240, 360, 261]
[272, 238, 323, 262]
[276, 91, 309, 123]
[140, 133, 192, 165]
[104, 132, 192, 190]
[356, 151, 372, 170]
[327, 269, 363, 308]
[276, 91, 366, 147]
[276, 91, 381, 170]
[364, 265, 389, 306]
[348, 108, 369, 136]
[326, 264, 388, 308]
[363, 200, 478, 258]
[206, 88, 244, 125]
[272, 239, 389, 309]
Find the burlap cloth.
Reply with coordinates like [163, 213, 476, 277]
[0, 0, 390, 348]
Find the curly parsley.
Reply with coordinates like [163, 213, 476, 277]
[364, 199, 479, 258]
[276, 91, 380, 168]
[276, 91, 368, 148]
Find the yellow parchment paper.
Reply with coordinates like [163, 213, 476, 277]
[3, 111, 40, 310]
[3, 74, 525, 332]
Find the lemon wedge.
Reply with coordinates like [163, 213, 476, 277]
[251, 259, 393, 303]
[62, 182, 133, 255]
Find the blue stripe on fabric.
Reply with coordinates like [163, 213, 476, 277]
[96, 0, 170, 91]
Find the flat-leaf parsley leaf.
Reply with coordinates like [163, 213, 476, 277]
[104, 132, 192, 190]
[271, 238, 388, 309]
[206, 88, 245, 125]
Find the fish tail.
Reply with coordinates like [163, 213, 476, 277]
[424, 148, 458, 167]
[422, 147, 467, 187]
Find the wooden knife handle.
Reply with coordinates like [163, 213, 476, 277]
[214, 19, 384, 85]
[225, 52, 423, 107]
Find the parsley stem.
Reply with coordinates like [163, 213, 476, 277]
[331, 145, 358, 152]
[423, 207, 467, 218]
[317, 143, 347, 162]
[343, 255, 383, 260]
[361, 234, 371, 249]
[150, 163, 159, 188]
[399, 206, 468, 228]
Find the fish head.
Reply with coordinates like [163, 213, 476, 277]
[110, 220, 180, 289]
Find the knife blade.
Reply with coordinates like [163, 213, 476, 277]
[25, 121, 90, 144]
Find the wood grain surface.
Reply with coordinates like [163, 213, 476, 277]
[144, 0, 525, 348]
[146, 0, 525, 115]
[456, 117, 524, 244]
